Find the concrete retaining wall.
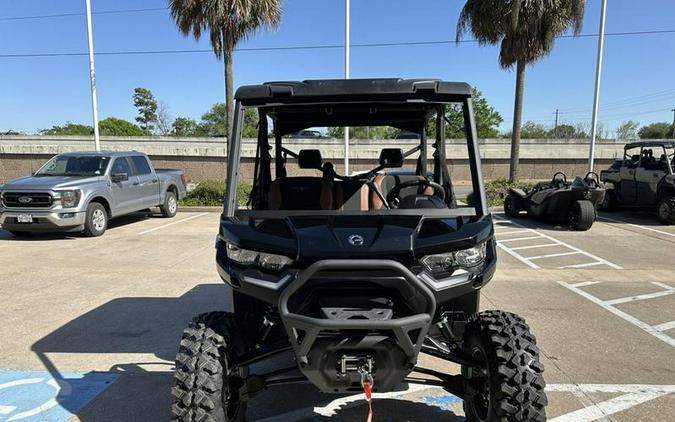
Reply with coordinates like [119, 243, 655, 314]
[0, 135, 632, 183]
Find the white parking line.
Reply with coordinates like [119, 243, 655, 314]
[497, 236, 542, 242]
[510, 243, 559, 251]
[570, 281, 602, 288]
[599, 215, 675, 238]
[493, 216, 622, 270]
[558, 281, 675, 348]
[495, 230, 530, 235]
[653, 281, 675, 291]
[653, 320, 675, 332]
[137, 213, 207, 235]
[558, 262, 604, 269]
[528, 251, 582, 260]
[549, 391, 667, 422]
[604, 289, 674, 306]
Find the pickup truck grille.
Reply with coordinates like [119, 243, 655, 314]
[1, 192, 53, 208]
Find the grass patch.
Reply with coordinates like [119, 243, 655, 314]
[179, 180, 251, 207]
[483, 178, 534, 207]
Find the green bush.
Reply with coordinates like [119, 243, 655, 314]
[483, 178, 534, 207]
[179, 181, 251, 207]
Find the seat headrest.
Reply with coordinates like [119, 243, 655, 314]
[379, 148, 404, 168]
[298, 149, 323, 169]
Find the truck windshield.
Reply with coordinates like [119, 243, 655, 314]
[35, 155, 111, 177]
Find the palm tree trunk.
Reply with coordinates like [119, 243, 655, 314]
[509, 59, 526, 182]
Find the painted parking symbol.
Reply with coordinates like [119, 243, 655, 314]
[0, 371, 118, 421]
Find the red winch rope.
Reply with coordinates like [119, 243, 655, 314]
[359, 367, 374, 422]
[362, 379, 373, 422]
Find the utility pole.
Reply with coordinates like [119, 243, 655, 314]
[671, 108, 675, 139]
[554, 109, 559, 138]
[343, 0, 350, 175]
[85, 0, 100, 152]
[588, 0, 607, 173]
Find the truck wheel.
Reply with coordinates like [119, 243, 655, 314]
[656, 196, 675, 225]
[600, 190, 617, 211]
[82, 202, 108, 237]
[161, 191, 178, 218]
[503, 194, 520, 217]
[462, 311, 547, 422]
[569, 200, 595, 231]
[172, 312, 246, 422]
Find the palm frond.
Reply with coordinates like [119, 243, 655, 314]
[457, 0, 585, 68]
[169, 0, 282, 58]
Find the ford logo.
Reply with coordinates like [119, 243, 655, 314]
[18, 196, 33, 204]
[348, 234, 365, 246]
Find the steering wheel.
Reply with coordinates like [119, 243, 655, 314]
[584, 171, 600, 187]
[385, 178, 445, 207]
[551, 171, 568, 189]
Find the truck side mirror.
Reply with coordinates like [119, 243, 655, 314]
[111, 172, 128, 182]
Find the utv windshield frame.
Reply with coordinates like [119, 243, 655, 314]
[223, 79, 489, 218]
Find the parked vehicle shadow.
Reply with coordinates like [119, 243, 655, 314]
[30, 283, 456, 421]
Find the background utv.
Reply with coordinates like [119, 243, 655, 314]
[171, 79, 547, 422]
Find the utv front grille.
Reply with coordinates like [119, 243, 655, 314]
[2, 192, 53, 208]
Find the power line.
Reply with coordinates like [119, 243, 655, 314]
[2, 28, 675, 59]
[0, 6, 168, 21]
[558, 88, 675, 113]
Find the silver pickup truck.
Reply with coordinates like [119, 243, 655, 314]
[0, 151, 186, 237]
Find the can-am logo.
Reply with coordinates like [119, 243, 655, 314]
[18, 196, 33, 204]
[347, 234, 365, 246]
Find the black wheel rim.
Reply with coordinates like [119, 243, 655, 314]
[224, 373, 243, 421]
[658, 201, 670, 220]
[468, 346, 490, 421]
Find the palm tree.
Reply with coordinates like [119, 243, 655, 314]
[170, 0, 282, 145]
[457, 0, 585, 181]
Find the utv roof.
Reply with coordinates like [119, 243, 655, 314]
[234, 78, 473, 105]
[625, 140, 675, 149]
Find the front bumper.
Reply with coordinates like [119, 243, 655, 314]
[279, 259, 435, 393]
[0, 209, 86, 232]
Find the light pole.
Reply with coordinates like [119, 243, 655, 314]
[588, 0, 607, 173]
[344, 0, 350, 175]
[85, 0, 100, 152]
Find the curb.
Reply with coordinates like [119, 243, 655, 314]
[178, 206, 222, 213]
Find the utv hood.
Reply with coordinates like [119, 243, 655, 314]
[220, 214, 493, 265]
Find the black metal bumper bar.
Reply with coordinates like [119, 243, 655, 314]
[278, 259, 437, 361]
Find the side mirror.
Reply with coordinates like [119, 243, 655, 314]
[111, 172, 128, 182]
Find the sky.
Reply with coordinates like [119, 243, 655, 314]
[1, 0, 674, 135]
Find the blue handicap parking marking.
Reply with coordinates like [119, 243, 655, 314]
[0, 371, 118, 422]
[420, 394, 463, 411]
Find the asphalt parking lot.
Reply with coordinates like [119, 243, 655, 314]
[0, 209, 673, 421]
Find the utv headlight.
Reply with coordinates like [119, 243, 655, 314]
[454, 243, 487, 268]
[226, 243, 293, 270]
[420, 243, 486, 273]
[57, 190, 81, 208]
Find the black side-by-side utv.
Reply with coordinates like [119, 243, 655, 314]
[504, 172, 605, 231]
[171, 79, 547, 421]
